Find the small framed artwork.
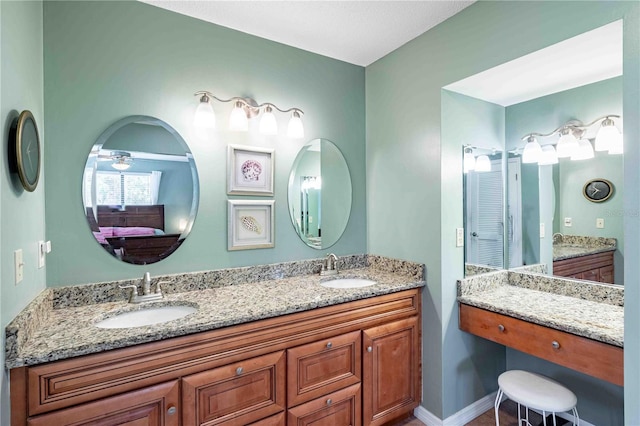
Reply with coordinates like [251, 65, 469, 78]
[227, 144, 275, 196]
[228, 200, 275, 250]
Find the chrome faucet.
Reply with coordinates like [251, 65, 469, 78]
[119, 272, 165, 303]
[552, 233, 564, 244]
[321, 253, 339, 276]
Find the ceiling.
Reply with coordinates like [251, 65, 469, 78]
[445, 20, 623, 106]
[140, 1, 475, 66]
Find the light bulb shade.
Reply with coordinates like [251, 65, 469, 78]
[463, 148, 475, 173]
[556, 130, 579, 158]
[595, 119, 621, 151]
[475, 155, 491, 172]
[538, 145, 558, 165]
[571, 138, 594, 161]
[193, 97, 216, 129]
[522, 136, 542, 164]
[259, 106, 278, 135]
[287, 111, 304, 139]
[229, 102, 249, 131]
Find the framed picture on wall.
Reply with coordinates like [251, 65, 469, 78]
[228, 200, 275, 250]
[227, 145, 275, 196]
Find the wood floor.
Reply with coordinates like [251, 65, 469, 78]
[390, 400, 546, 426]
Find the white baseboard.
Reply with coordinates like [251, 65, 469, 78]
[413, 392, 497, 426]
[413, 392, 594, 426]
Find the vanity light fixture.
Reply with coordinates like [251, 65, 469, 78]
[193, 91, 304, 138]
[515, 115, 622, 164]
[463, 145, 497, 173]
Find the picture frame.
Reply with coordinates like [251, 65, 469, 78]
[227, 144, 274, 196]
[228, 200, 275, 250]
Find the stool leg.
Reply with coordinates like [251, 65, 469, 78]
[494, 389, 504, 426]
[542, 410, 547, 426]
[517, 403, 521, 424]
[572, 407, 580, 426]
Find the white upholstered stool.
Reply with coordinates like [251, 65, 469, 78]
[495, 370, 579, 426]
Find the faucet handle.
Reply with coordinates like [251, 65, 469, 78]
[118, 284, 139, 300]
[155, 281, 170, 295]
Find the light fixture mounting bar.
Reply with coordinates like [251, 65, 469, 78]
[519, 114, 621, 141]
[194, 91, 304, 115]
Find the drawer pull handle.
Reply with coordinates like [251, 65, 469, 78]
[167, 406, 177, 415]
[367, 346, 373, 352]
[326, 398, 332, 406]
[498, 324, 505, 332]
[326, 342, 332, 349]
[552, 341, 560, 349]
[236, 367, 243, 375]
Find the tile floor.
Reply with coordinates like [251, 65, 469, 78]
[390, 400, 549, 426]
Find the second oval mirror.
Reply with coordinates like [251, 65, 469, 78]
[288, 138, 352, 249]
[82, 116, 199, 265]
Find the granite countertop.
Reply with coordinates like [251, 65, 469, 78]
[552, 235, 617, 261]
[457, 270, 623, 347]
[6, 256, 425, 369]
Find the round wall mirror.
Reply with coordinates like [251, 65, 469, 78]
[82, 116, 199, 264]
[287, 138, 352, 249]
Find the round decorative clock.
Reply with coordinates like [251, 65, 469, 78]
[583, 178, 613, 203]
[10, 110, 41, 192]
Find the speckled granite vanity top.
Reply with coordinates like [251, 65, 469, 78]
[5, 255, 425, 368]
[553, 235, 616, 261]
[458, 270, 623, 347]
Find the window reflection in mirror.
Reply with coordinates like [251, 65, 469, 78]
[288, 138, 352, 249]
[82, 116, 199, 265]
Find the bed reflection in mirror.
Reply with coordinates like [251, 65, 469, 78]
[83, 116, 199, 265]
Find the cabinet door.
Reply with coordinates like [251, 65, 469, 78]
[363, 316, 420, 426]
[600, 265, 614, 284]
[287, 383, 361, 426]
[182, 351, 286, 426]
[287, 330, 361, 407]
[27, 380, 179, 426]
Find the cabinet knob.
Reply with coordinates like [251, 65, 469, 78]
[167, 406, 176, 415]
[326, 342, 332, 349]
[498, 324, 505, 332]
[552, 341, 560, 349]
[367, 346, 373, 352]
[236, 367, 243, 375]
[326, 398, 332, 406]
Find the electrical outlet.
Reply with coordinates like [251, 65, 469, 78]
[597, 218, 605, 229]
[540, 223, 545, 238]
[564, 217, 572, 227]
[456, 228, 464, 247]
[38, 241, 46, 268]
[14, 249, 24, 285]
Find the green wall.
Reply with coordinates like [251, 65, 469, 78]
[1, 1, 45, 424]
[43, 1, 366, 286]
[366, 1, 639, 422]
[506, 77, 624, 283]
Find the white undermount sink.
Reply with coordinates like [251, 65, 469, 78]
[95, 304, 198, 329]
[320, 278, 377, 289]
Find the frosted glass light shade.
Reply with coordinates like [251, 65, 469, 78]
[595, 120, 622, 151]
[111, 160, 131, 171]
[522, 136, 542, 164]
[259, 106, 278, 135]
[193, 98, 216, 129]
[556, 131, 578, 158]
[463, 149, 475, 173]
[571, 138, 594, 161]
[475, 155, 491, 172]
[538, 145, 558, 165]
[287, 111, 304, 139]
[229, 102, 249, 131]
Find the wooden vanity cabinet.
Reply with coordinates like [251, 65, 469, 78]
[553, 251, 614, 284]
[10, 289, 421, 426]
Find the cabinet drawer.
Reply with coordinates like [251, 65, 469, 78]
[182, 351, 286, 426]
[287, 383, 361, 426]
[27, 380, 179, 426]
[459, 304, 623, 386]
[287, 330, 361, 407]
[247, 412, 285, 426]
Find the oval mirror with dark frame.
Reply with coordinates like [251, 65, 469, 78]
[288, 138, 352, 249]
[82, 116, 199, 265]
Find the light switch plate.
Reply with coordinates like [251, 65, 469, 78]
[564, 217, 572, 227]
[540, 223, 545, 238]
[597, 218, 605, 229]
[14, 249, 24, 284]
[456, 228, 464, 247]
